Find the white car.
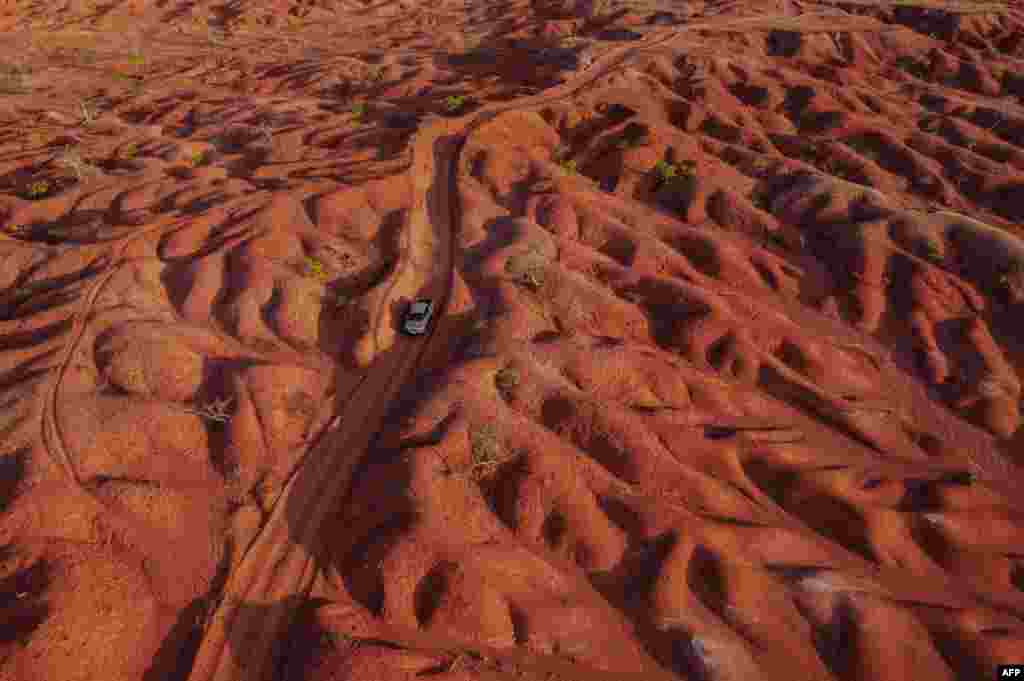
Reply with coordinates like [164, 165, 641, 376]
[402, 298, 435, 336]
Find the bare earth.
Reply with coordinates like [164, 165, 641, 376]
[2, 0, 1024, 680]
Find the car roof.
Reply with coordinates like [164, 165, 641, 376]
[410, 300, 432, 312]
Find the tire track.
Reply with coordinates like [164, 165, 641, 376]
[181, 15, 828, 681]
[24, 10, 889, 680]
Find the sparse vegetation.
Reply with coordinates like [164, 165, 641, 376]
[185, 397, 234, 423]
[998, 264, 1024, 300]
[111, 71, 145, 94]
[57, 146, 99, 182]
[505, 243, 548, 291]
[0, 62, 30, 94]
[653, 159, 678, 184]
[894, 56, 928, 80]
[920, 239, 942, 262]
[79, 100, 97, 126]
[303, 256, 330, 282]
[445, 95, 467, 113]
[767, 231, 787, 249]
[653, 159, 696, 187]
[615, 124, 649, 149]
[558, 158, 578, 174]
[944, 470, 977, 486]
[750, 187, 773, 212]
[843, 137, 881, 163]
[25, 180, 51, 199]
[468, 423, 510, 477]
[350, 101, 368, 124]
[121, 142, 139, 159]
[319, 630, 354, 649]
[494, 366, 520, 398]
[186, 150, 207, 167]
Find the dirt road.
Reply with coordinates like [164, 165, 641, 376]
[182, 13, 903, 681]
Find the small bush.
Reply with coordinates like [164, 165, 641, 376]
[350, 101, 367, 123]
[57, 146, 99, 181]
[185, 397, 234, 423]
[920, 239, 942, 262]
[0, 63, 30, 94]
[750, 188, 773, 212]
[186, 150, 207, 167]
[943, 470, 977, 486]
[78, 100, 97, 126]
[303, 256, 329, 282]
[445, 95, 467, 112]
[558, 159, 577, 174]
[766, 231, 787, 249]
[495, 366, 520, 398]
[653, 159, 696, 187]
[615, 123, 649, 149]
[654, 159, 677, 183]
[843, 136, 881, 162]
[894, 56, 928, 80]
[469, 423, 505, 477]
[25, 180, 50, 199]
[319, 630, 353, 649]
[998, 264, 1024, 295]
[505, 243, 548, 291]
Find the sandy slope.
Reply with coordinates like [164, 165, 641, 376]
[2, 0, 1024, 680]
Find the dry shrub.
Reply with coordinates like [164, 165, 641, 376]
[468, 423, 509, 478]
[505, 243, 549, 291]
[494, 366, 520, 399]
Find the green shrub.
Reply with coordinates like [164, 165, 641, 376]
[303, 256, 329, 282]
[653, 159, 696, 187]
[445, 95, 467, 112]
[495, 366, 520, 398]
[351, 101, 367, 123]
[25, 180, 50, 199]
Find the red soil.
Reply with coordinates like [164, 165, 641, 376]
[1, 0, 1024, 680]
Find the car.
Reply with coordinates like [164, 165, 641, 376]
[402, 298, 435, 336]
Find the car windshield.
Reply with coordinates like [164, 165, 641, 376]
[410, 302, 430, 316]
